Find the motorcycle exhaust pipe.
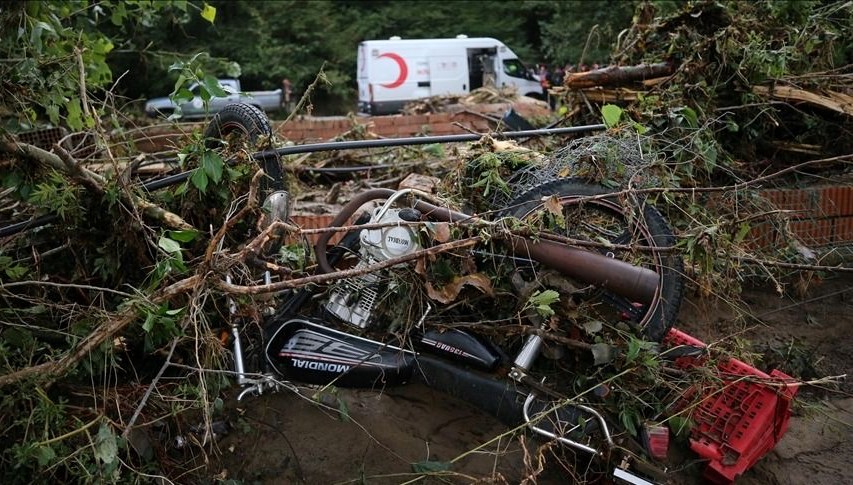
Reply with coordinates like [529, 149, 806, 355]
[507, 236, 659, 305]
[315, 189, 660, 305]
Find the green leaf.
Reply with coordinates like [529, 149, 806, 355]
[34, 445, 56, 466]
[680, 106, 698, 128]
[66, 97, 83, 130]
[167, 230, 199, 243]
[202, 150, 223, 183]
[411, 460, 451, 473]
[733, 222, 751, 244]
[701, 143, 718, 172]
[200, 3, 217, 23]
[337, 397, 350, 422]
[158, 236, 181, 254]
[668, 416, 694, 437]
[202, 74, 227, 97]
[190, 168, 209, 193]
[529, 289, 559, 317]
[422, 143, 444, 157]
[601, 104, 623, 128]
[175, 87, 194, 104]
[92, 37, 114, 55]
[94, 422, 118, 465]
[142, 313, 155, 333]
[626, 338, 642, 363]
[5, 264, 28, 280]
[620, 410, 639, 437]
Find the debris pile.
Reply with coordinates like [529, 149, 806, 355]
[555, 0, 852, 180]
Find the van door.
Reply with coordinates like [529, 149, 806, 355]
[428, 55, 466, 95]
[466, 48, 498, 92]
[357, 43, 370, 112]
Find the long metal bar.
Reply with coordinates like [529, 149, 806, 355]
[141, 124, 604, 191]
[253, 124, 606, 161]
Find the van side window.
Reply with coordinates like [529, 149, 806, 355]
[503, 59, 529, 80]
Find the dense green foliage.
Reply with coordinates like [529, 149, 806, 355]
[1, 0, 639, 121]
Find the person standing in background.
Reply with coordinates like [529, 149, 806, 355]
[538, 64, 551, 108]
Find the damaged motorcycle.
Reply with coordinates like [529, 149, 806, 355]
[207, 103, 686, 484]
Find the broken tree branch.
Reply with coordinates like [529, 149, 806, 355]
[752, 84, 853, 116]
[0, 139, 195, 231]
[564, 62, 674, 89]
[0, 274, 201, 388]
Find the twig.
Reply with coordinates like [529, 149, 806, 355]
[733, 256, 853, 273]
[74, 46, 91, 119]
[0, 274, 201, 388]
[220, 237, 481, 295]
[203, 169, 264, 262]
[0, 139, 195, 231]
[122, 337, 180, 438]
[0, 280, 136, 298]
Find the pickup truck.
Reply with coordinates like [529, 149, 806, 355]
[144, 78, 282, 119]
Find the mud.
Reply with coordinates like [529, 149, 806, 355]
[211, 274, 852, 484]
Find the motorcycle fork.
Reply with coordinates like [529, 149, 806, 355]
[228, 271, 284, 401]
[509, 332, 616, 456]
[226, 274, 249, 387]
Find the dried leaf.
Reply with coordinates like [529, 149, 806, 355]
[426, 273, 494, 303]
[591, 343, 616, 365]
[582, 320, 604, 335]
[432, 222, 451, 243]
[543, 195, 563, 217]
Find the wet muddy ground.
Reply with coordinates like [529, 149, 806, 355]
[210, 274, 852, 484]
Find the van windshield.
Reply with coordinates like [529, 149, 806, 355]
[503, 59, 532, 80]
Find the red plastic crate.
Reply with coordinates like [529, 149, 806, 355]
[664, 328, 798, 484]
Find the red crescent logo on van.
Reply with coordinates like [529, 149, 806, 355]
[378, 52, 407, 88]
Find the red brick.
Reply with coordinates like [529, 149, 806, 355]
[374, 126, 396, 137]
[760, 189, 818, 216]
[405, 114, 427, 125]
[834, 216, 853, 243]
[372, 116, 397, 127]
[760, 189, 784, 208]
[788, 218, 834, 247]
[811, 218, 835, 246]
[820, 186, 853, 217]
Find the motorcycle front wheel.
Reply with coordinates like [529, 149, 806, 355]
[501, 178, 683, 342]
[204, 103, 284, 195]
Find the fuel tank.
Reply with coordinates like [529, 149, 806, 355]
[265, 318, 415, 387]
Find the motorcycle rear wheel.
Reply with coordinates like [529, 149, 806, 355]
[502, 178, 683, 341]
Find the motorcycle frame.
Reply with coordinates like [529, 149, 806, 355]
[230, 183, 664, 458]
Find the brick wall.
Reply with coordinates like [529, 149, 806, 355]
[273, 111, 493, 141]
[756, 186, 853, 247]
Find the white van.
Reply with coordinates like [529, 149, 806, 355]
[357, 35, 543, 115]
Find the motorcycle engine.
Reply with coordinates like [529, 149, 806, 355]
[324, 207, 422, 328]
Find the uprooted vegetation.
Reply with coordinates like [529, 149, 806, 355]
[558, 0, 852, 182]
[2, 122, 850, 482]
[1, 1, 852, 483]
